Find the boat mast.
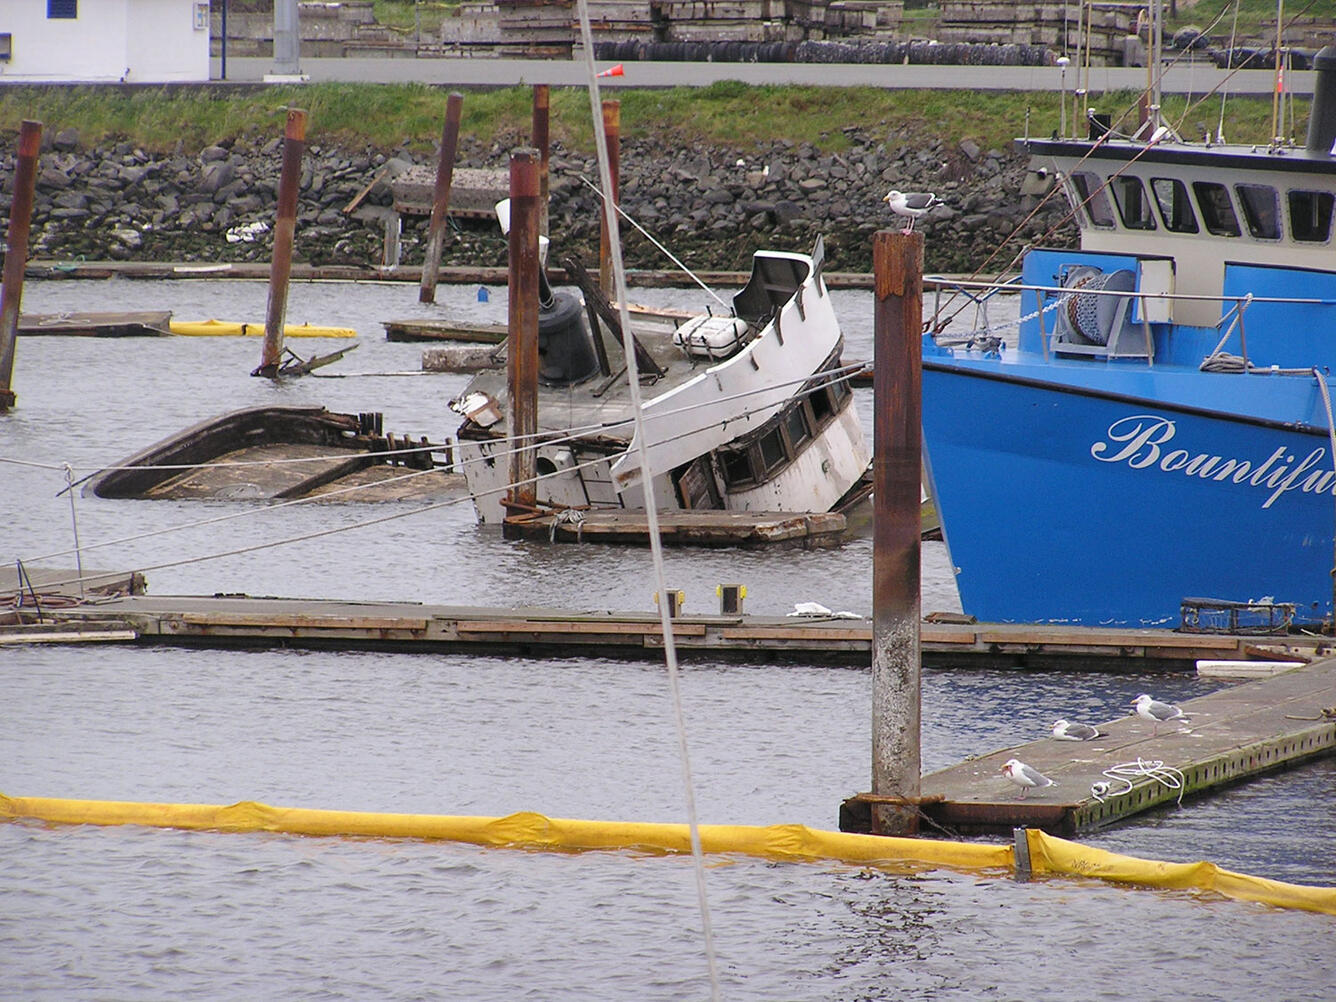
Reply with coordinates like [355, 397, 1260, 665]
[1271, 0, 1286, 148]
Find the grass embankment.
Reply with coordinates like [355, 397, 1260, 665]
[0, 81, 1302, 158]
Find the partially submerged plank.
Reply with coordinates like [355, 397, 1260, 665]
[18, 310, 172, 337]
[384, 319, 509, 343]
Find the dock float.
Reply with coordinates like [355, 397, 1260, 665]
[501, 509, 849, 548]
[842, 658, 1336, 836]
[384, 319, 508, 343]
[18, 310, 172, 337]
[25, 593, 1334, 670]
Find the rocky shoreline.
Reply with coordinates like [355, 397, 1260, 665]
[8, 124, 1076, 279]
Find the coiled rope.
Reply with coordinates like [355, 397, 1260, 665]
[1090, 758, 1188, 806]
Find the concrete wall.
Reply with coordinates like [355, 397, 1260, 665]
[0, 0, 211, 83]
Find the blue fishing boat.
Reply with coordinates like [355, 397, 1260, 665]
[922, 43, 1336, 628]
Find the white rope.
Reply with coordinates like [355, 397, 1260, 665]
[1089, 758, 1188, 806]
[573, 173, 731, 311]
[575, 3, 721, 996]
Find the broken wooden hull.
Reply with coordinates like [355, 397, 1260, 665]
[84, 405, 455, 502]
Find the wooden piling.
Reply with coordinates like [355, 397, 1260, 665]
[0, 120, 42, 413]
[419, 92, 464, 305]
[254, 107, 307, 378]
[506, 149, 541, 511]
[870, 230, 924, 836]
[532, 85, 550, 237]
[598, 100, 620, 293]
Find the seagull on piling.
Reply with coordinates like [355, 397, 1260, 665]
[1051, 719, 1103, 741]
[1001, 758, 1056, 799]
[1131, 693, 1190, 735]
[883, 189, 941, 233]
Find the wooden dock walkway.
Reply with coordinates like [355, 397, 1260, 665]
[843, 658, 1336, 836]
[20, 592, 1332, 670]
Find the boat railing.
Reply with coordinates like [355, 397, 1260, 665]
[926, 275, 1336, 370]
[925, 273, 1024, 350]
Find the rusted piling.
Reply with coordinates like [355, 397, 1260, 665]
[598, 100, 620, 293]
[506, 149, 542, 511]
[254, 108, 307, 378]
[532, 85, 550, 237]
[0, 120, 42, 413]
[870, 230, 924, 836]
[418, 92, 464, 305]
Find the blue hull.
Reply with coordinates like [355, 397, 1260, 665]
[922, 359, 1336, 627]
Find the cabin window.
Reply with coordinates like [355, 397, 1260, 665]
[1193, 181, 1241, 236]
[829, 370, 851, 405]
[1235, 184, 1281, 240]
[718, 446, 757, 489]
[784, 406, 812, 452]
[758, 427, 787, 474]
[1288, 190, 1334, 243]
[808, 383, 835, 424]
[1151, 177, 1199, 233]
[1070, 171, 1116, 228]
[47, 0, 77, 17]
[674, 455, 722, 510]
[1110, 176, 1157, 230]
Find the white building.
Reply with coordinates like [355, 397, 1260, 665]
[0, 1, 212, 83]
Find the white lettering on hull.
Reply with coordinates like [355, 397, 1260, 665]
[1090, 414, 1334, 509]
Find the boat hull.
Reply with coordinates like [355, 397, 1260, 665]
[922, 360, 1336, 627]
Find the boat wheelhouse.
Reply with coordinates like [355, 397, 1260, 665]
[920, 43, 1336, 628]
[453, 239, 872, 524]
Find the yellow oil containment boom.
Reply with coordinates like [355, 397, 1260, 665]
[169, 319, 357, 338]
[4, 793, 1335, 915]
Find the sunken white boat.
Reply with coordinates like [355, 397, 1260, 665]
[452, 237, 871, 524]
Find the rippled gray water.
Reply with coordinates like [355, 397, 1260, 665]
[3, 278, 1333, 999]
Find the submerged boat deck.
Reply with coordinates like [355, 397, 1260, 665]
[846, 658, 1336, 836]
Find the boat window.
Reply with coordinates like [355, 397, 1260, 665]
[829, 371, 851, 404]
[1192, 181, 1241, 236]
[758, 427, 787, 473]
[784, 405, 812, 452]
[808, 383, 835, 425]
[1070, 171, 1116, 228]
[1288, 189, 1334, 243]
[1151, 177, 1199, 233]
[1235, 184, 1281, 240]
[718, 446, 757, 489]
[1110, 176, 1157, 230]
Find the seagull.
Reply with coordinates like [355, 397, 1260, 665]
[1051, 719, 1103, 741]
[1000, 758, 1056, 799]
[883, 189, 941, 233]
[1131, 693, 1190, 735]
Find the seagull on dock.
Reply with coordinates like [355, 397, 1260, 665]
[1051, 719, 1103, 741]
[1132, 693, 1190, 735]
[883, 189, 941, 233]
[1001, 758, 1056, 799]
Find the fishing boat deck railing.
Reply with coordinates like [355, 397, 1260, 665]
[927, 270, 1336, 373]
[1180, 596, 1296, 635]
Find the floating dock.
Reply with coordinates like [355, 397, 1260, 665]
[501, 509, 849, 548]
[842, 657, 1336, 836]
[18, 591, 1331, 671]
[384, 319, 508, 343]
[17, 310, 172, 337]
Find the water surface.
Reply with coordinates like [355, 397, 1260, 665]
[2, 278, 1331, 999]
